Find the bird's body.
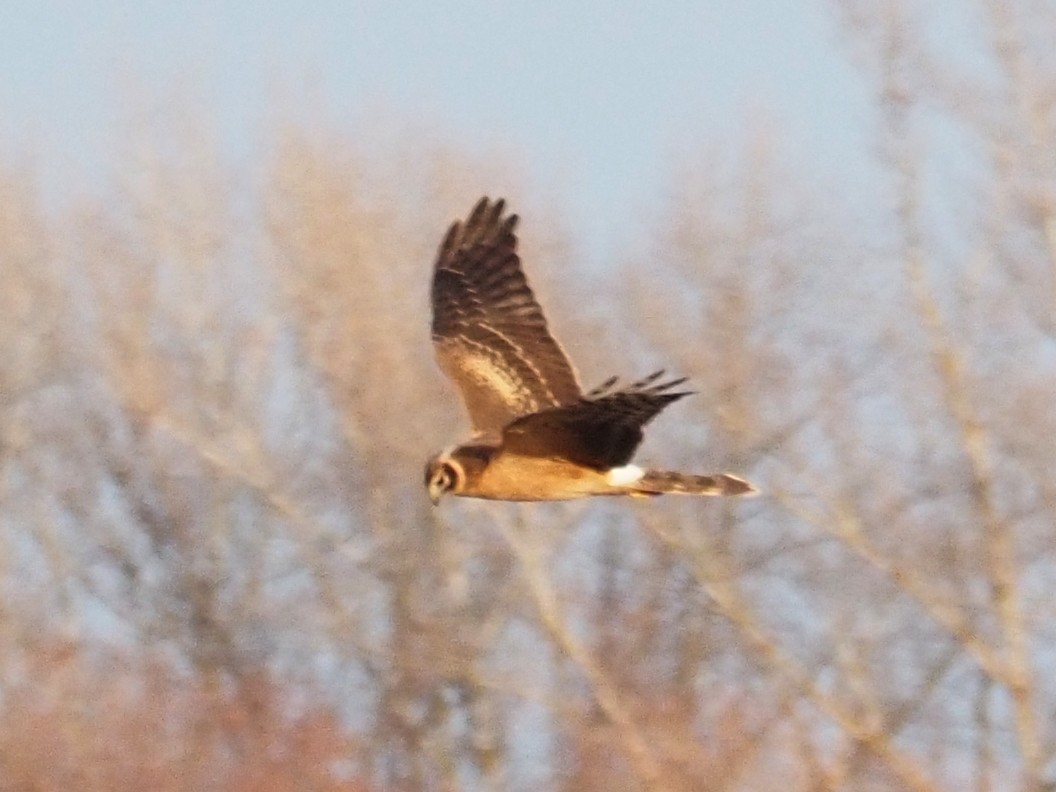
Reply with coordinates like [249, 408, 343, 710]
[445, 448, 615, 502]
[425, 197, 756, 504]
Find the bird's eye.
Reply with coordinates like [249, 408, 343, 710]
[425, 459, 461, 500]
[437, 463, 459, 492]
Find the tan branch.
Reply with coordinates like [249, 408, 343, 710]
[497, 508, 671, 791]
[641, 512, 942, 792]
[875, 7, 1042, 778]
[905, 247, 1042, 786]
[774, 488, 1007, 685]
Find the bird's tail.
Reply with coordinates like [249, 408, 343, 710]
[632, 470, 757, 497]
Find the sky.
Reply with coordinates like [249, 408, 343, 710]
[0, 0, 876, 261]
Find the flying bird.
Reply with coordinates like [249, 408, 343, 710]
[425, 197, 756, 504]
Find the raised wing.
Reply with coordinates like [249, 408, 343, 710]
[432, 197, 581, 435]
[500, 372, 691, 469]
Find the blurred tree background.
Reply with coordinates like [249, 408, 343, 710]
[1, 2, 1055, 790]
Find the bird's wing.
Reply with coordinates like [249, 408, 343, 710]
[432, 197, 581, 435]
[500, 372, 691, 469]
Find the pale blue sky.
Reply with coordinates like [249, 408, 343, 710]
[0, 1, 875, 257]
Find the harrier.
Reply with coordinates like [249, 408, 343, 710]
[425, 197, 756, 504]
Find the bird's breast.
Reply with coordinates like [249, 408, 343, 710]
[472, 453, 608, 501]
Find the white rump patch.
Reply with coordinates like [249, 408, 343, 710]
[606, 464, 645, 487]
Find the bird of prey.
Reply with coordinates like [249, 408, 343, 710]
[425, 197, 756, 504]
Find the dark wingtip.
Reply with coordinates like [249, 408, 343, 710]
[659, 376, 689, 391]
[625, 371, 694, 394]
[586, 375, 621, 397]
[461, 196, 516, 246]
[439, 220, 462, 259]
[485, 197, 504, 226]
[466, 196, 490, 230]
[631, 370, 665, 388]
[665, 390, 695, 402]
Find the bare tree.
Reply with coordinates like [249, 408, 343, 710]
[3, 3, 1055, 789]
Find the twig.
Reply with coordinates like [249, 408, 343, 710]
[640, 511, 942, 792]
[496, 507, 672, 791]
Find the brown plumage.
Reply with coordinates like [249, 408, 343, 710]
[431, 197, 579, 435]
[425, 197, 756, 504]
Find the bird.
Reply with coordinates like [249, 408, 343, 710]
[425, 196, 757, 504]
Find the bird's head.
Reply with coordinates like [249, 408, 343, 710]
[424, 453, 464, 505]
